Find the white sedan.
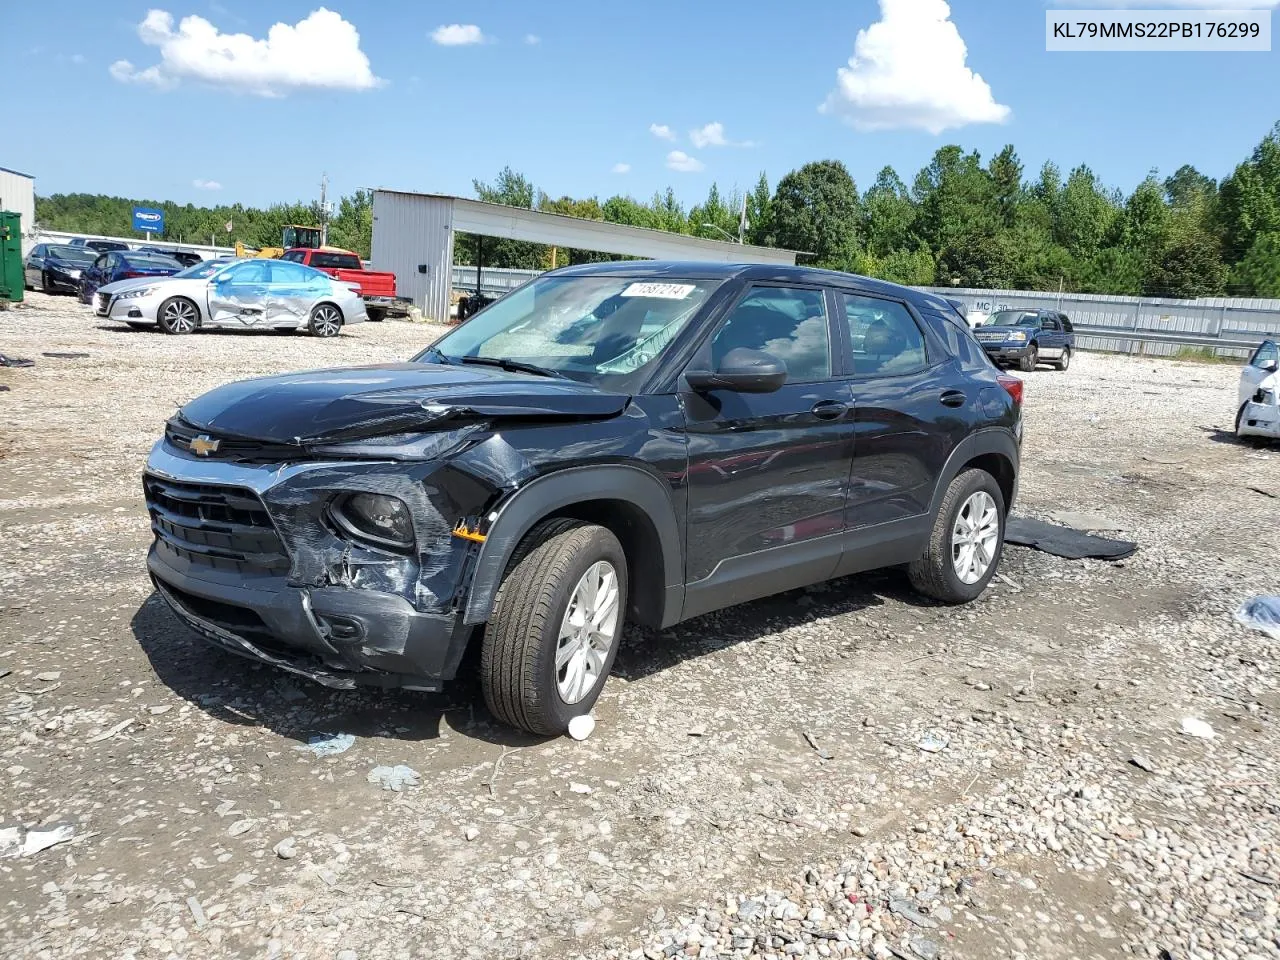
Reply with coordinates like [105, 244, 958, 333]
[1237, 338, 1280, 441]
[94, 257, 367, 337]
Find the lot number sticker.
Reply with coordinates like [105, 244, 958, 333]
[620, 282, 696, 300]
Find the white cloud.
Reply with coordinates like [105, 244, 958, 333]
[820, 0, 1010, 135]
[649, 123, 676, 141]
[666, 151, 704, 173]
[611, 162, 631, 174]
[192, 178, 222, 190]
[109, 8, 381, 96]
[523, 33, 541, 45]
[689, 121, 756, 148]
[431, 24, 485, 46]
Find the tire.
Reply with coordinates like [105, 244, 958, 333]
[481, 519, 628, 735]
[908, 468, 1006, 604]
[366, 308, 385, 323]
[1055, 347, 1071, 371]
[1018, 345, 1039, 372]
[309, 303, 343, 337]
[42, 271, 55, 294]
[157, 297, 199, 335]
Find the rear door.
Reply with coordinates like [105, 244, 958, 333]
[264, 260, 327, 325]
[1039, 315, 1063, 358]
[835, 290, 953, 536]
[207, 259, 271, 325]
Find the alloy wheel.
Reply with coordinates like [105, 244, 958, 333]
[312, 306, 341, 337]
[555, 560, 620, 704]
[162, 300, 197, 334]
[951, 491, 1000, 584]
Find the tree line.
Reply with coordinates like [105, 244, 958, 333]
[32, 121, 1280, 298]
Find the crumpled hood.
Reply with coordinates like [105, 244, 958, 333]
[178, 362, 629, 444]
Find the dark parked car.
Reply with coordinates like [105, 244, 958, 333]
[78, 250, 184, 304]
[143, 262, 1023, 734]
[67, 238, 130, 252]
[138, 247, 204, 268]
[24, 243, 99, 294]
[974, 309, 1075, 371]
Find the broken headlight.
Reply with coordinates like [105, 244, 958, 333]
[331, 493, 415, 550]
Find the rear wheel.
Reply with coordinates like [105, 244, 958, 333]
[366, 307, 385, 323]
[909, 468, 1005, 604]
[157, 297, 199, 334]
[1055, 347, 1071, 371]
[309, 303, 343, 337]
[1018, 345, 1039, 372]
[481, 520, 627, 735]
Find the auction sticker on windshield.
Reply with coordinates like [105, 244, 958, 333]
[620, 282, 696, 299]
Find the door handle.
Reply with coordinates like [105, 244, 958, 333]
[811, 399, 849, 420]
[940, 390, 967, 408]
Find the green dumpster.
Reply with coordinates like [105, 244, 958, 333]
[0, 211, 22, 304]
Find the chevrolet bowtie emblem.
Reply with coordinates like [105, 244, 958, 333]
[190, 435, 221, 456]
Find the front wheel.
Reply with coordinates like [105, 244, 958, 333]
[481, 519, 628, 735]
[157, 297, 199, 334]
[42, 271, 55, 294]
[909, 468, 1005, 604]
[1018, 345, 1039, 372]
[309, 303, 343, 337]
[1055, 347, 1071, 371]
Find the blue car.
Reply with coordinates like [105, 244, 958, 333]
[974, 308, 1076, 372]
[78, 250, 183, 304]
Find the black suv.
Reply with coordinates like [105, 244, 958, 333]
[143, 262, 1023, 734]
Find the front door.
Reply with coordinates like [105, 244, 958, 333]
[208, 259, 271, 326]
[263, 260, 326, 326]
[678, 284, 856, 618]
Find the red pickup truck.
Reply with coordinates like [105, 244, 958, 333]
[280, 248, 411, 322]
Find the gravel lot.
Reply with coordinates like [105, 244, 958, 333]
[1, 291, 1278, 960]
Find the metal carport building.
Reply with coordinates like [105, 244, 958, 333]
[371, 190, 800, 323]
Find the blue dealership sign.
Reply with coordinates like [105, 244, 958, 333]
[132, 206, 165, 234]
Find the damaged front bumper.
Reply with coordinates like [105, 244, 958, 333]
[1239, 396, 1280, 439]
[143, 441, 480, 689]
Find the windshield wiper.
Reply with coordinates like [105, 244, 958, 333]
[421, 345, 454, 365]
[455, 355, 568, 380]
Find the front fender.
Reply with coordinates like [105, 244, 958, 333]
[462, 464, 683, 627]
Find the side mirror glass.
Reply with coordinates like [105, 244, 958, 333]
[686, 347, 788, 394]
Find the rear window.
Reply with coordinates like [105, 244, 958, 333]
[921, 309, 994, 373]
[311, 252, 362, 270]
[1060, 315, 1074, 333]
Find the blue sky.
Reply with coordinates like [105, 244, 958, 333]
[8, 1, 1279, 209]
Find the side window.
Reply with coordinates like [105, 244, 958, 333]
[1041, 316, 1059, 331]
[711, 286, 831, 381]
[268, 261, 322, 285]
[32, 245, 45, 257]
[925, 310, 992, 372]
[220, 260, 270, 283]
[1059, 315, 1074, 333]
[841, 293, 928, 377]
[1252, 340, 1279, 369]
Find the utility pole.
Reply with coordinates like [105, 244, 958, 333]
[319, 173, 328, 246]
[737, 195, 748, 244]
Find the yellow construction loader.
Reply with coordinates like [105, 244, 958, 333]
[234, 225, 324, 260]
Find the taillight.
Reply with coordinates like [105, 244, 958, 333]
[997, 373, 1024, 406]
[120, 271, 144, 279]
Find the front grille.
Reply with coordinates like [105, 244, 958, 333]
[144, 475, 290, 574]
[166, 419, 307, 464]
[975, 332, 1005, 342]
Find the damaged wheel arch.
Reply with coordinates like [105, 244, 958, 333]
[462, 465, 684, 631]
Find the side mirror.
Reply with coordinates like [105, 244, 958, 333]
[686, 347, 788, 394]
[1262, 359, 1278, 373]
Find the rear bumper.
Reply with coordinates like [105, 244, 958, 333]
[363, 296, 412, 318]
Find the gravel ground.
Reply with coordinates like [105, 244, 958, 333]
[1, 292, 1278, 960]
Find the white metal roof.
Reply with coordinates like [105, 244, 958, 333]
[374, 190, 800, 265]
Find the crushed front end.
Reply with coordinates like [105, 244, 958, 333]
[1239, 375, 1280, 440]
[143, 430, 492, 690]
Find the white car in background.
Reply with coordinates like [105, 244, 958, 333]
[1237, 339, 1280, 441]
[94, 257, 367, 337]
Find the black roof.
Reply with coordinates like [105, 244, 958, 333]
[549, 260, 957, 313]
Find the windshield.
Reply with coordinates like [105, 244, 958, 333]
[983, 310, 1039, 327]
[123, 252, 181, 268]
[173, 259, 229, 279]
[422, 275, 722, 388]
[46, 245, 96, 263]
